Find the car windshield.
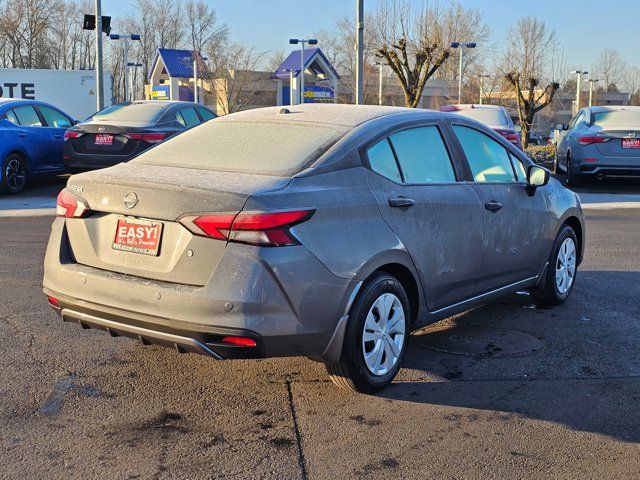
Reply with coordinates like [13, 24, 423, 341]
[135, 120, 349, 176]
[593, 110, 640, 128]
[91, 103, 169, 122]
[453, 108, 509, 127]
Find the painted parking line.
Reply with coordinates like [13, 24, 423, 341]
[578, 193, 640, 210]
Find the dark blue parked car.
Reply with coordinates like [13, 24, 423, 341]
[0, 99, 75, 194]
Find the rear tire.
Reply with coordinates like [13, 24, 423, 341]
[326, 273, 410, 393]
[530, 225, 578, 307]
[0, 153, 27, 194]
[566, 154, 583, 187]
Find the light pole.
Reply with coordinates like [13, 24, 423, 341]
[451, 42, 476, 104]
[192, 53, 208, 104]
[95, 0, 104, 111]
[375, 61, 384, 105]
[110, 33, 141, 102]
[289, 38, 317, 104]
[284, 69, 296, 106]
[127, 62, 142, 101]
[588, 78, 599, 107]
[355, 0, 364, 105]
[477, 74, 490, 105]
[570, 70, 588, 114]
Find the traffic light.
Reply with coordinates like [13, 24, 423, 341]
[83, 14, 111, 35]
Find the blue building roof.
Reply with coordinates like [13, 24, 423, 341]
[272, 47, 340, 80]
[152, 48, 196, 78]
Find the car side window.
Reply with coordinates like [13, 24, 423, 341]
[39, 106, 71, 128]
[197, 107, 216, 121]
[509, 152, 527, 182]
[568, 111, 584, 130]
[388, 126, 456, 183]
[366, 138, 402, 182]
[452, 125, 516, 183]
[5, 109, 19, 125]
[177, 108, 200, 128]
[12, 105, 42, 127]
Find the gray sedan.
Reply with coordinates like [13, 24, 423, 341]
[555, 105, 640, 185]
[44, 104, 584, 393]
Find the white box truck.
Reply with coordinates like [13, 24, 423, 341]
[0, 68, 113, 121]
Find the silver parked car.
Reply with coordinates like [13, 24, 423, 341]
[44, 104, 584, 393]
[556, 106, 640, 185]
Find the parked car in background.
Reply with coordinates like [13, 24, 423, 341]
[555, 106, 640, 186]
[45, 104, 584, 393]
[440, 104, 521, 148]
[63, 101, 217, 171]
[0, 98, 74, 194]
[529, 131, 544, 145]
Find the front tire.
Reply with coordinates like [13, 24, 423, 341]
[326, 273, 410, 393]
[0, 153, 27, 194]
[530, 225, 578, 307]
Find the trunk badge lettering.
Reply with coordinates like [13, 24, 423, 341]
[124, 193, 138, 209]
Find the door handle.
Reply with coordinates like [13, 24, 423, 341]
[17, 132, 27, 138]
[53, 135, 62, 139]
[484, 201, 503, 212]
[388, 196, 416, 208]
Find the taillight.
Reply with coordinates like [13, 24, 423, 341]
[47, 295, 60, 309]
[56, 189, 90, 218]
[578, 136, 610, 146]
[180, 209, 315, 247]
[64, 130, 83, 140]
[221, 336, 257, 347]
[126, 132, 166, 144]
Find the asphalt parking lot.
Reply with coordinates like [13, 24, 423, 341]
[1, 181, 640, 479]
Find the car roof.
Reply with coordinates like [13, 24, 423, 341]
[441, 104, 504, 111]
[588, 105, 640, 113]
[217, 104, 442, 128]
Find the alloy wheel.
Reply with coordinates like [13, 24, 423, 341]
[5, 156, 26, 193]
[362, 293, 406, 376]
[555, 237, 576, 294]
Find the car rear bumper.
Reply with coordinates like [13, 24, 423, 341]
[43, 218, 355, 361]
[63, 144, 149, 170]
[576, 163, 640, 177]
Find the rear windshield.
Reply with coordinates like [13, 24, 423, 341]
[91, 103, 169, 122]
[135, 120, 349, 176]
[593, 110, 640, 128]
[453, 108, 509, 127]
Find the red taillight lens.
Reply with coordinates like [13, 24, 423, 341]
[221, 336, 257, 347]
[578, 136, 610, 146]
[56, 189, 89, 218]
[126, 132, 166, 144]
[64, 130, 83, 140]
[180, 209, 314, 247]
[47, 296, 60, 309]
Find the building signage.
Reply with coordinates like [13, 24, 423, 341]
[151, 85, 170, 100]
[0, 82, 35, 99]
[303, 85, 335, 103]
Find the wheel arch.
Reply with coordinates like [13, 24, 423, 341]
[561, 215, 584, 264]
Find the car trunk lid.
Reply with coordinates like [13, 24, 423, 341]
[63, 163, 290, 285]
[594, 129, 640, 159]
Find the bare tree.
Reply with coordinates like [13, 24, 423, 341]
[185, 0, 228, 54]
[502, 17, 561, 148]
[593, 48, 625, 92]
[371, 1, 453, 108]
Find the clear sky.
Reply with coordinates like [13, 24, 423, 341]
[105, 0, 640, 71]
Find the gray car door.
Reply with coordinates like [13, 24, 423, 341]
[363, 122, 484, 311]
[450, 123, 549, 293]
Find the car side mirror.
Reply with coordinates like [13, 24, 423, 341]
[555, 123, 566, 131]
[526, 165, 549, 196]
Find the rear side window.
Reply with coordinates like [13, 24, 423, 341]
[453, 125, 516, 183]
[198, 107, 216, 121]
[366, 138, 401, 182]
[12, 105, 42, 127]
[176, 108, 200, 127]
[39, 106, 71, 128]
[5, 109, 18, 125]
[389, 126, 456, 183]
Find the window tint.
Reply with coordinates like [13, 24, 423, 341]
[39, 106, 71, 128]
[367, 138, 401, 182]
[92, 103, 167, 122]
[12, 105, 42, 127]
[510, 152, 527, 181]
[5, 109, 18, 125]
[568, 111, 585, 130]
[453, 125, 516, 183]
[198, 107, 216, 121]
[389, 126, 456, 183]
[177, 108, 200, 127]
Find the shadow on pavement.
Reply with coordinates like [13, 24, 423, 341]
[380, 271, 640, 444]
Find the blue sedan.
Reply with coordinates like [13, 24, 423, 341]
[0, 99, 75, 194]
